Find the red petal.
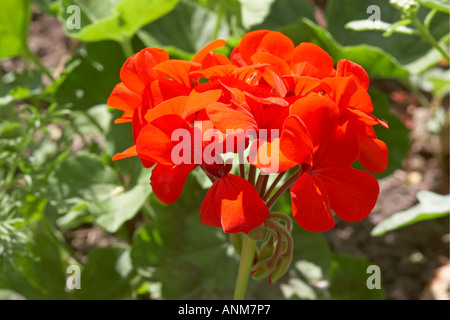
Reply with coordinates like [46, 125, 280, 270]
[261, 67, 288, 97]
[120, 48, 169, 94]
[135, 48, 169, 84]
[290, 43, 334, 79]
[258, 31, 295, 61]
[199, 180, 222, 229]
[291, 76, 321, 96]
[314, 123, 359, 168]
[120, 52, 145, 93]
[291, 173, 335, 232]
[144, 96, 189, 123]
[314, 166, 379, 222]
[206, 102, 259, 132]
[184, 89, 223, 118]
[358, 137, 389, 174]
[249, 114, 312, 174]
[190, 65, 237, 80]
[153, 60, 201, 88]
[191, 39, 226, 64]
[280, 115, 313, 166]
[151, 163, 197, 204]
[107, 83, 141, 123]
[336, 59, 369, 90]
[322, 77, 373, 114]
[200, 174, 269, 233]
[249, 138, 299, 174]
[251, 52, 291, 75]
[112, 145, 138, 161]
[289, 93, 340, 150]
[136, 114, 190, 165]
[231, 30, 271, 66]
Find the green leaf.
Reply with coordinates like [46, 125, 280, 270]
[0, 222, 72, 299]
[238, 0, 275, 29]
[48, 151, 120, 204]
[369, 89, 411, 179]
[418, 0, 450, 13]
[325, 0, 449, 73]
[138, 1, 230, 58]
[31, 0, 59, 14]
[74, 247, 134, 299]
[329, 254, 384, 300]
[0, 0, 31, 59]
[88, 182, 151, 233]
[371, 190, 450, 236]
[55, 41, 125, 110]
[0, 289, 26, 300]
[48, 151, 151, 233]
[412, 67, 450, 99]
[281, 18, 410, 78]
[58, 0, 179, 42]
[345, 19, 417, 35]
[251, 0, 315, 30]
[131, 176, 239, 299]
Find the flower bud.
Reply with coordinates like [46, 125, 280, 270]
[269, 255, 292, 284]
[251, 259, 274, 281]
[258, 237, 275, 261]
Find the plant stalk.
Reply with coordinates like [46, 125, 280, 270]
[233, 234, 256, 300]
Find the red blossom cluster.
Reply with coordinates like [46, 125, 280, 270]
[107, 30, 388, 234]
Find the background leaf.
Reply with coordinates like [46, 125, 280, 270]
[329, 254, 384, 300]
[369, 89, 411, 179]
[74, 247, 134, 299]
[58, 0, 179, 42]
[371, 190, 450, 236]
[325, 0, 449, 73]
[138, 1, 230, 59]
[281, 19, 410, 78]
[55, 41, 125, 110]
[0, 0, 31, 59]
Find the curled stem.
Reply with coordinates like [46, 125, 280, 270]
[268, 212, 293, 232]
[264, 220, 293, 258]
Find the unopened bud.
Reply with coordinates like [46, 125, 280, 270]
[258, 238, 275, 261]
[269, 255, 292, 284]
[251, 259, 274, 281]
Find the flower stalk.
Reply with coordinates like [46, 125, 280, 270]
[233, 234, 257, 300]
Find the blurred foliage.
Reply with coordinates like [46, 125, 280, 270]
[0, 0, 448, 300]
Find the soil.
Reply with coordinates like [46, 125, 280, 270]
[2, 6, 449, 301]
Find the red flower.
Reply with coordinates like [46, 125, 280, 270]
[200, 173, 269, 234]
[289, 94, 380, 232]
[107, 31, 388, 236]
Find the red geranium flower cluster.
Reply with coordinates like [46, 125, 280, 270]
[108, 30, 388, 234]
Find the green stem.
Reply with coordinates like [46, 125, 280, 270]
[263, 171, 286, 201]
[120, 36, 134, 58]
[212, 0, 225, 40]
[239, 163, 246, 179]
[26, 49, 55, 82]
[412, 15, 450, 63]
[233, 234, 256, 300]
[266, 168, 301, 210]
[247, 165, 256, 186]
